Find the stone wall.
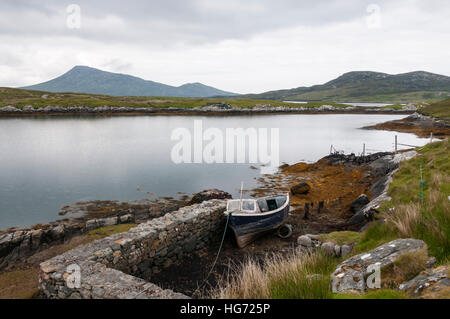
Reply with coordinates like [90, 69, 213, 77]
[38, 200, 226, 299]
[0, 213, 134, 270]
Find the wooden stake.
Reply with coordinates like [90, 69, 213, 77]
[395, 135, 398, 154]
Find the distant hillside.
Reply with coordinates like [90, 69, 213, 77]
[241, 71, 450, 103]
[21, 66, 237, 98]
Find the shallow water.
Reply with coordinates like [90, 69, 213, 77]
[0, 114, 428, 229]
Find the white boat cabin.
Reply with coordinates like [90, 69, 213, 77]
[225, 195, 288, 215]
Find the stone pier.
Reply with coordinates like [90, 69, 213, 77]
[38, 200, 226, 299]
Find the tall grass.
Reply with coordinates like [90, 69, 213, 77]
[212, 251, 336, 299]
[357, 140, 450, 262]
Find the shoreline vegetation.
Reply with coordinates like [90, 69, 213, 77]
[0, 87, 429, 116]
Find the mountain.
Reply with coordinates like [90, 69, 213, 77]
[21, 66, 237, 98]
[240, 71, 450, 103]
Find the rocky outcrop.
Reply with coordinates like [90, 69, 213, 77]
[188, 189, 232, 205]
[350, 194, 370, 213]
[348, 151, 417, 226]
[290, 182, 311, 195]
[296, 234, 353, 258]
[330, 238, 427, 294]
[399, 266, 449, 298]
[0, 198, 186, 270]
[39, 200, 227, 299]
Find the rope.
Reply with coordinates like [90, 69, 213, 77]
[192, 211, 231, 297]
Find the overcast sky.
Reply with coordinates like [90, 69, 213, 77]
[0, 0, 449, 93]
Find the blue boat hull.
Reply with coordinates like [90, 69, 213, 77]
[228, 205, 290, 248]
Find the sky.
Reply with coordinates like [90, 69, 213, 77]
[0, 0, 449, 94]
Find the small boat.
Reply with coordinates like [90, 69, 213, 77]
[224, 192, 290, 248]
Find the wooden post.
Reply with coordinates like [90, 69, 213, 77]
[395, 135, 398, 154]
[318, 201, 324, 213]
[304, 203, 310, 220]
[363, 143, 366, 157]
[430, 132, 433, 143]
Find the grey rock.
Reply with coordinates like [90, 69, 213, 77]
[334, 245, 341, 256]
[331, 238, 427, 294]
[350, 194, 370, 213]
[426, 257, 436, 269]
[189, 189, 232, 205]
[321, 242, 337, 257]
[290, 182, 311, 195]
[297, 235, 312, 247]
[0, 106, 21, 112]
[399, 266, 448, 297]
[340, 244, 352, 257]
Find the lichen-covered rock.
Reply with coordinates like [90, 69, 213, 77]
[189, 189, 232, 205]
[399, 266, 449, 298]
[331, 238, 427, 294]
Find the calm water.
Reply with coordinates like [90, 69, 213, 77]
[0, 114, 428, 229]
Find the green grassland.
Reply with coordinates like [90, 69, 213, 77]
[0, 87, 351, 110]
[286, 90, 450, 104]
[420, 98, 450, 120]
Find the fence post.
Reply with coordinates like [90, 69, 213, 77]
[395, 135, 398, 154]
[430, 132, 433, 143]
[363, 143, 366, 157]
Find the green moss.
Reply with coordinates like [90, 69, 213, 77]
[318, 231, 362, 246]
[87, 224, 137, 240]
[420, 98, 450, 120]
[333, 289, 409, 299]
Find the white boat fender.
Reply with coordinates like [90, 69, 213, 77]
[277, 224, 293, 239]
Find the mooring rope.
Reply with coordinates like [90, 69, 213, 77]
[192, 211, 231, 297]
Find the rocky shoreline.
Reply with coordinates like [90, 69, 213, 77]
[0, 104, 415, 117]
[0, 189, 231, 272]
[363, 112, 450, 138]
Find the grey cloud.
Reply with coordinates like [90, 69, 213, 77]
[0, 0, 387, 46]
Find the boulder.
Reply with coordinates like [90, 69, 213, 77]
[297, 235, 312, 247]
[290, 182, 311, 195]
[22, 105, 35, 112]
[189, 189, 231, 205]
[399, 266, 449, 298]
[0, 106, 21, 113]
[350, 194, 370, 213]
[331, 238, 427, 294]
[340, 244, 352, 257]
[321, 242, 337, 257]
